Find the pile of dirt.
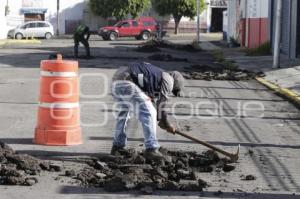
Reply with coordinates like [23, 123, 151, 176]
[148, 53, 188, 62]
[0, 141, 58, 186]
[136, 39, 201, 53]
[183, 65, 258, 81]
[73, 147, 236, 194]
[136, 41, 161, 53]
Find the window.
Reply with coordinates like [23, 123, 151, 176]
[25, 23, 37, 28]
[37, 22, 49, 28]
[132, 21, 138, 27]
[142, 21, 154, 27]
[121, 22, 130, 27]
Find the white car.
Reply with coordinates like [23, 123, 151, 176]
[7, 21, 54, 40]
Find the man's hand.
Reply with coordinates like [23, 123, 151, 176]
[158, 120, 176, 134]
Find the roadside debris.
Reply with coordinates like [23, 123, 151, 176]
[241, 174, 256, 181]
[0, 142, 239, 191]
[183, 65, 257, 81]
[148, 53, 188, 62]
[73, 147, 236, 193]
[136, 39, 201, 53]
[0, 141, 57, 186]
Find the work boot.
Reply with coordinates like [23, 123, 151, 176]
[144, 148, 167, 164]
[110, 145, 136, 157]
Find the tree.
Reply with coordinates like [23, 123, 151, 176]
[152, 0, 206, 34]
[89, 0, 150, 20]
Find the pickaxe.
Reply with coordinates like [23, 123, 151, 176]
[172, 129, 240, 162]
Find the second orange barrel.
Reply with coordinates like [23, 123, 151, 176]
[34, 54, 82, 145]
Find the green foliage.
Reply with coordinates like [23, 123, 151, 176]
[152, 0, 206, 34]
[89, 0, 150, 20]
[245, 42, 271, 56]
[211, 50, 238, 70]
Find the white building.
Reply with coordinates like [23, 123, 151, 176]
[202, 0, 227, 32]
[0, 0, 87, 39]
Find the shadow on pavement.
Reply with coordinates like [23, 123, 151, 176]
[207, 86, 300, 192]
[58, 186, 300, 198]
[0, 138, 33, 145]
[2, 136, 299, 150]
[0, 45, 215, 71]
[186, 85, 270, 91]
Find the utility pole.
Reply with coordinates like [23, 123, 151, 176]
[196, 0, 200, 43]
[5, 0, 9, 16]
[56, 0, 60, 36]
[273, 0, 282, 68]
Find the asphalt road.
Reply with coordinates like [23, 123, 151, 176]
[0, 34, 299, 199]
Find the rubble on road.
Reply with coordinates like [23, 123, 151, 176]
[148, 53, 188, 62]
[0, 141, 57, 186]
[73, 147, 236, 193]
[0, 142, 238, 192]
[136, 39, 201, 53]
[183, 65, 257, 81]
[241, 174, 256, 181]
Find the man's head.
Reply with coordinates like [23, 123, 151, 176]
[169, 71, 185, 97]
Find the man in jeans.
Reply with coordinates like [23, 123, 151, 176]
[111, 62, 185, 158]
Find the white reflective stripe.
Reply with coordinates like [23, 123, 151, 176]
[39, 102, 79, 109]
[138, 74, 144, 88]
[41, 71, 77, 77]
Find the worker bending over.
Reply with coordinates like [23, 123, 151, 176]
[111, 62, 185, 159]
[74, 24, 91, 58]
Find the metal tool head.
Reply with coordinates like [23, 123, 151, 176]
[229, 144, 240, 163]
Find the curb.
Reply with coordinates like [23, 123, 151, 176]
[255, 77, 300, 105]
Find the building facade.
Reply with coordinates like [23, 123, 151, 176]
[226, 0, 270, 49]
[0, 0, 87, 39]
[271, 0, 300, 59]
[1, 0, 229, 39]
[227, 0, 300, 59]
[204, 0, 227, 32]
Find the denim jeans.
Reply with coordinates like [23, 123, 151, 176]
[111, 80, 159, 149]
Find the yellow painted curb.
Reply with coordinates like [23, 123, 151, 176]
[0, 39, 41, 47]
[256, 77, 300, 105]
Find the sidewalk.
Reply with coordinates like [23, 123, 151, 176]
[0, 39, 41, 47]
[207, 42, 300, 106]
[256, 67, 300, 105]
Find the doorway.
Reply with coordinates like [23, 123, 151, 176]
[210, 8, 227, 32]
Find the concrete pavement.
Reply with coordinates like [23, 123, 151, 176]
[0, 35, 299, 198]
[209, 39, 300, 106]
[258, 67, 300, 104]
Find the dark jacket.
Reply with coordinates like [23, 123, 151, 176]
[74, 24, 90, 40]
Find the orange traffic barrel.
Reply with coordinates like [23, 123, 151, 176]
[34, 54, 82, 145]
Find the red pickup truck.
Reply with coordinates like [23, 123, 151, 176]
[98, 17, 158, 41]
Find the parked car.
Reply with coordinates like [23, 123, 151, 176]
[98, 17, 158, 41]
[7, 21, 54, 40]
